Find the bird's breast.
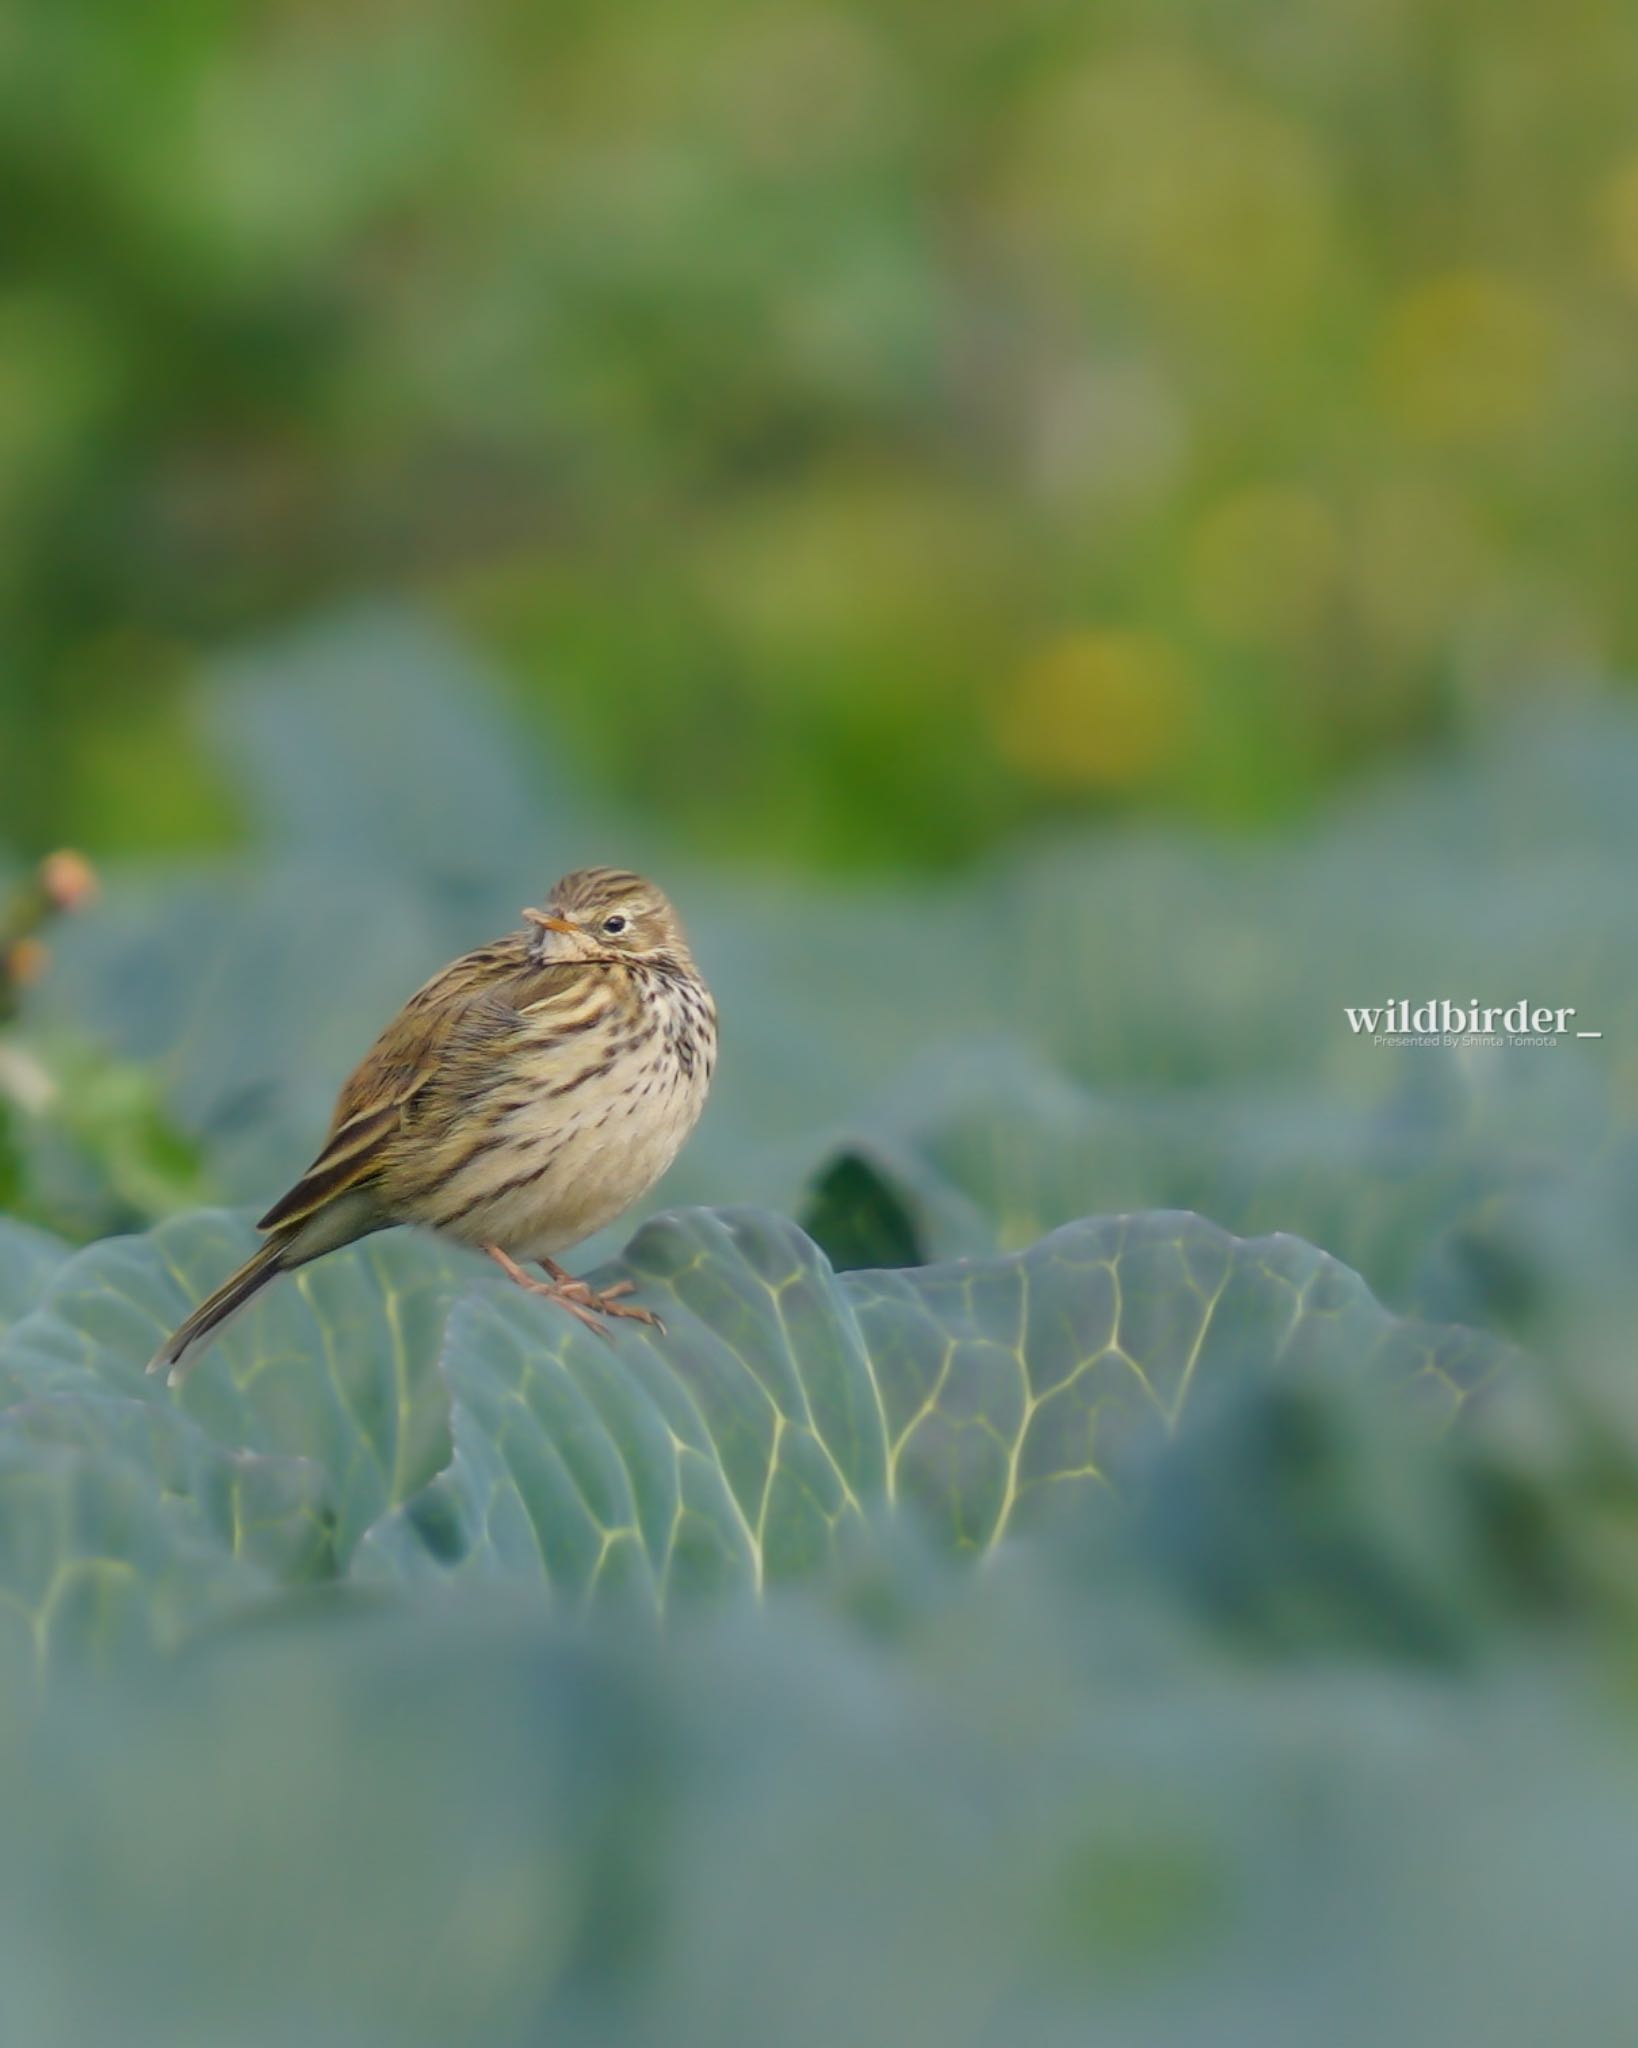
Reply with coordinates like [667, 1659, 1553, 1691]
[418, 970, 716, 1258]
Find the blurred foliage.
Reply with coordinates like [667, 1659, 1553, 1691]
[6, 0, 1638, 2026]
[6, 0, 1638, 866]
[1, 849, 209, 1239]
[0, 1199, 1503, 1651]
[13, 610, 1633, 1249]
[0, 622, 1636, 2039]
[7, 1575, 1637, 2048]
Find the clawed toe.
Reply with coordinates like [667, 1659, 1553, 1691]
[539, 1261, 661, 1330]
[558, 1281, 664, 1332]
[483, 1245, 663, 1338]
[559, 1290, 665, 1337]
[556, 1293, 616, 1341]
[594, 1296, 665, 1331]
[519, 1275, 621, 1341]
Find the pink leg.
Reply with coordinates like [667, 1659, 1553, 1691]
[484, 1245, 664, 1336]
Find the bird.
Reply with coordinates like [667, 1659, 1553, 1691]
[150, 867, 717, 1385]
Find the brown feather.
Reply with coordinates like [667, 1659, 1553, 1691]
[154, 869, 716, 1381]
[261, 937, 622, 1230]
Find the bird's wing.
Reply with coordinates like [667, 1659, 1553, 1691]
[256, 935, 602, 1236]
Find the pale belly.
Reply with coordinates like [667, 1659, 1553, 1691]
[426, 1052, 710, 1260]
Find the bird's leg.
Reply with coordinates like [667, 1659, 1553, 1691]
[483, 1244, 663, 1336]
[538, 1253, 627, 1298]
[539, 1254, 665, 1332]
[483, 1243, 615, 1339]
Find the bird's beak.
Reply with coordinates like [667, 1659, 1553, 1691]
[523, 908, 586, 961]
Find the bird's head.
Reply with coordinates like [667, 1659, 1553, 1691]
[524, 867, 692, 968]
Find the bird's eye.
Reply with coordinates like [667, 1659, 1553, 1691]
[601, 913, 629, 935]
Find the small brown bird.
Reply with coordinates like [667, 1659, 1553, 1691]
[151, 867, 717, 1384]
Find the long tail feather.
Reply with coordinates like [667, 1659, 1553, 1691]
[148, 1237, 290, 1387]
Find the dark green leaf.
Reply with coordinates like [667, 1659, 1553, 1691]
[0, 1203, 1506, 1645]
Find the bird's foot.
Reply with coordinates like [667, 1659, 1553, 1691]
[539, 1255, 666, 1333]
[484, 1246, 665, 1338]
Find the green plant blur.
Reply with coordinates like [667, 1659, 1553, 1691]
[6, 0, 1638, 866]
[0, 635, 1635, 2043]
[4, 6, 1638, 2045]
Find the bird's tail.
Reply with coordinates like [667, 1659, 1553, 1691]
[148, 1236, 291, 1387]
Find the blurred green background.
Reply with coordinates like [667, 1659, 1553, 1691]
[8, 8, 1638, 2045]
[8, 0, 1638, 867]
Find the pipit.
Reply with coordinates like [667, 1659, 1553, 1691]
[151, 867, 717, 1384]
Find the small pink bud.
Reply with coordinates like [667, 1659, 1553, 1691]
[6, 937, 50, 987]
[39, 849, 99, 913]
